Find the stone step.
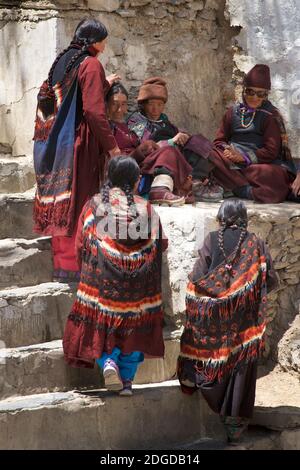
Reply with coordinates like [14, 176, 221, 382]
[253, 366, 300, 437]
[0, 156, 35, 193]
[0, 337, 180, 399]
[0, 383, 296, 450]
[0, 382, 205, 450]
[0, 191, 35, 239]
[0, 237, 52, 289]
[0, 282, 76, 348]
[177, 427, 281, 450]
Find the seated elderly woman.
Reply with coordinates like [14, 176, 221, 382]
[127, 77, 223, 202]
[209, 64, 297, 203]
[106, 82, 193, 206]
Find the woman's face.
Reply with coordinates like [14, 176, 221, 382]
[107, 93, 128, 122]
[243, 86, 268, 109]
[143, 99, 165, 121]
[92, 37, 107, 54]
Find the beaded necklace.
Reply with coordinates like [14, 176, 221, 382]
[240, 107, 256, 128]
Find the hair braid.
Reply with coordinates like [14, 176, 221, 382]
[47, 45, 73, 91]
[122, 183, 139, 219]
[47, 38, 91, 94]
[218, 219, 248, 282]
[218, 220, 227, 262]
[230, 222, 247, 264]
[101, 181, 112, 216]
[65, 39, 90, 75]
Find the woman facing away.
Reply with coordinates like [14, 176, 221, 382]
[177, 199, 278, 444]
[63, 156, 168, 396]
[127, 77, 223, 203]
[209, 64, 297, 203]
[33, 18, 121, 282]
[105, 82, 193, 206]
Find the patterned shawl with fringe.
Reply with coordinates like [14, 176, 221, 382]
[33, 47, 89, 236]
[178, 233, 268, 384]
[63, 190, 165, 368]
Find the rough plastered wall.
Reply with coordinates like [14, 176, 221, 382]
[226, 0, 300, 166]
[0, 0, 235, 158]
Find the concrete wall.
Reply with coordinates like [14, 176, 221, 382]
[226, 0, 300, 165]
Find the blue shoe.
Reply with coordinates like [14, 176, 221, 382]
[119, 380, 133, 397]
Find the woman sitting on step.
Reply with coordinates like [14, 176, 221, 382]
[63, 156, 168, 396]
[177, 199, 278, 444]
[209, 64, 297, 203]
[106, 82, 192, 206]
[127, 77, 223, 203]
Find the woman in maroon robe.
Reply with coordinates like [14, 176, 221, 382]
[33, 19, 121, 282]
[127, 77, 224, 203]
[209, 64, 297, 203]
[106, 82, 192, 206]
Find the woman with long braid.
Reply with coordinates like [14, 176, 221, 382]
[63, 156, 168, 396]
[177, 199, 278, 445]
[33, 19, 121, 282]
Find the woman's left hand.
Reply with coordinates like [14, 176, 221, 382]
[291, 172, 300, 196]
[224, 146, 245, 164]
[107, 73, 122, 87]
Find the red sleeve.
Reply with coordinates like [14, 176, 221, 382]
[213, 107, 233, 147]
[78, 57, 117, 153]
[255, 115, 281, 163]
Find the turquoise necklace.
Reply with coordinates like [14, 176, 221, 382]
[240, 107, 256, 128]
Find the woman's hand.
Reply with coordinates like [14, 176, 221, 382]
[108, 146, 121, 158]
[107, 73, 122, 87]
[223, 145, 245, 164]
[291, 173, 300, 197]
[138, 140, 159, 156]
[173, 132, 190, 146]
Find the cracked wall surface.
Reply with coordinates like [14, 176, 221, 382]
[1, 1, 300, 164]
[226, 0, 300, 165]
[0, 0, 235, 157]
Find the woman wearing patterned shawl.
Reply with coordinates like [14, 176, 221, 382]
[63, 156, 168, 396]
[33, 19, 121, 282]
[177, 199, 278, 444]
[210, 64, 297, 203]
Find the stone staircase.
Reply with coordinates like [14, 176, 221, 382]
[0, 160, 299, 450]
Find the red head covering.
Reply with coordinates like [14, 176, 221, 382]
[244, 64, 271, 90]
[137, 77, 168, 103]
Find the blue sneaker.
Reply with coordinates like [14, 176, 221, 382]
[119, 380, 133, 397]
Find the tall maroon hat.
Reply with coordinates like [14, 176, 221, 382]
[244, 64, 271, 90]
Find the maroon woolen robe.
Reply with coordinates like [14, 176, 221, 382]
[52, 54, 117, 276]
[111, 121, 192, 190]
[210, 106, 293, 203]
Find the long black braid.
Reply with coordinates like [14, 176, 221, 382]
[47, 45, 72, 91]
[47, 18, 108, 92]
[217, 200, 248, 282]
